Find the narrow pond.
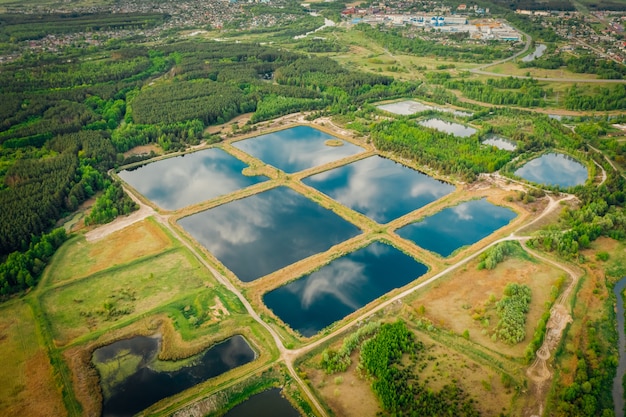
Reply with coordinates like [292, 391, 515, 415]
[303, 155, 454, 223]
[418, 118, 477, 138]
[514, 153, 588, 188]
[613, 277, 626, 417]
[264, 241, 428, 337]
[178, 186, 361, 282]
[232, 126, 364, 173]
[224, 388, 301, 417]
[93, 335, 255, 417]
[396, 198, 516, 257]
[482, 134, 517, 151]
[118, 148, 267, 211]
[377, 100, 472, 117]
[521, 43, 547, 62]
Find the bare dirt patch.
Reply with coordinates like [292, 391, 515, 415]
[49, 218, 172, 284]
[0, 302, 66, 417]
[407, 252, 564, 358]
[123, 143, 161, 158]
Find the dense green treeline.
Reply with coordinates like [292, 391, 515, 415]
[494, 283, 532, 345]
[0, 12, 168, 42]
[359, 321, 480, 416]
[565, 84, 626, 111]
[371, 120, 511, 181]
[84, 181, 138, 226]
[355, 23, 519, 63]
[0, 228, 67, 296]
[520, 53, 626, 80]
[443, 77, 549, 107]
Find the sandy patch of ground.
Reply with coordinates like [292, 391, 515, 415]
[123, 143, 161, 158]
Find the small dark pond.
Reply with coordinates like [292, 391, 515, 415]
[514, 153, 588, 188]
[232, 126, 364, 173]
[303, 155, 454, 223]
[224, 388, 301, 417]
[118, 148, 267, 211]
[482, 134, 517, 151]
[418, 118, 477, 137]
[263, 241, 428, 337]
[178, 186, 361, 282]
[396, 198, 516, 257]
[93, 335, 255, 417]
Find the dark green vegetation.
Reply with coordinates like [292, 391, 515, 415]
[359, 321, 480, 416]
[494, 283, 532, 345]
[478, 241, 525, 270]
[320, 321, 381, 374]
[371, 119, 510, 181]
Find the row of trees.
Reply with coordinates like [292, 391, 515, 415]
[359, 321, 480, 416]
[371, 120, 511, 181]
[494, 283, 532, 345]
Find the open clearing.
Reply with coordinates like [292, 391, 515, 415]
[41, 248, 213, 346]
[47, 218, 173, 284]
[0, 301, 66, 417]
[405, 245, 564, 358]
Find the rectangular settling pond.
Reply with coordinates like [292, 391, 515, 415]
[118, 148, 267, 211]
[178, 186, 361, 282]
[232, 125, 364, 173]
[303, 155, 454, 223]
[396, 198, 516, 257]
[93, 335, 255, 417]
[419, 118, 477, 138]
[263, 241, 428, 337]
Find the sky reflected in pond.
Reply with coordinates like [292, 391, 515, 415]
[303, 155, 454, 223]
[178, 186, 361, 282]
[419, 118, 477, 137]
[264, 241, 427, 337]
[232, 126, 364, 173]
[396, 198, 516, 257]
[119, 148, 267, 210]
[514, 153, 588, 188]
[482, 134, 517, 151]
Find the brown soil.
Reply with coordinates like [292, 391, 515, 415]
[123, 143, 161, 158]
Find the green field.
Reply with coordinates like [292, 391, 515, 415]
[41, 248, 213, 345]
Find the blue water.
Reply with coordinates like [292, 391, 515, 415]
[93, 335, 256, 417]
[303, 155, 454, 223]
[118, 148, 267, 210]
[418, 118, 477, 137]
[514, 153, 588, 188]
[224, 388, 301, 417]
[396, 198, 516, 257]
[231, 126, 364, 173]
[264, 241, 428, 337]
[178, 186, 361, 282]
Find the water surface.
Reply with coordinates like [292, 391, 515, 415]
[396, 198, 516, 257]
[522, 43, 547, 62]
[118, 148, 267, 211]
[378, 100, 472, 117]
[264, 241, 428, 337]
[303, 155, 454, 223]
[224, 388, 301, 417]
[93, 335, 255, 417]
[178, 186, 361, 282]
[232, 126, 364, 173]
[482, 134, 517, 151]
[419, 118, 477, 137]
[514, 153, 588, 187]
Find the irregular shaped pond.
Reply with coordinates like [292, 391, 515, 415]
[482, 134, 517, 151]
[224, 388, 301, 417]
[232, 126, 364, 173]
[303, 155, 454, 223]
[396, 198, 516, 257]
[178, 186, 361, 282]
[514, 153, 588, 187]
[419, 118, 477, 137]
[93, 335, 255, 417]
[264, 241, 428, 337]
[118, 148, 267, 211]
[378, 100, 472, 117]
[522, 43, 547, 62]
